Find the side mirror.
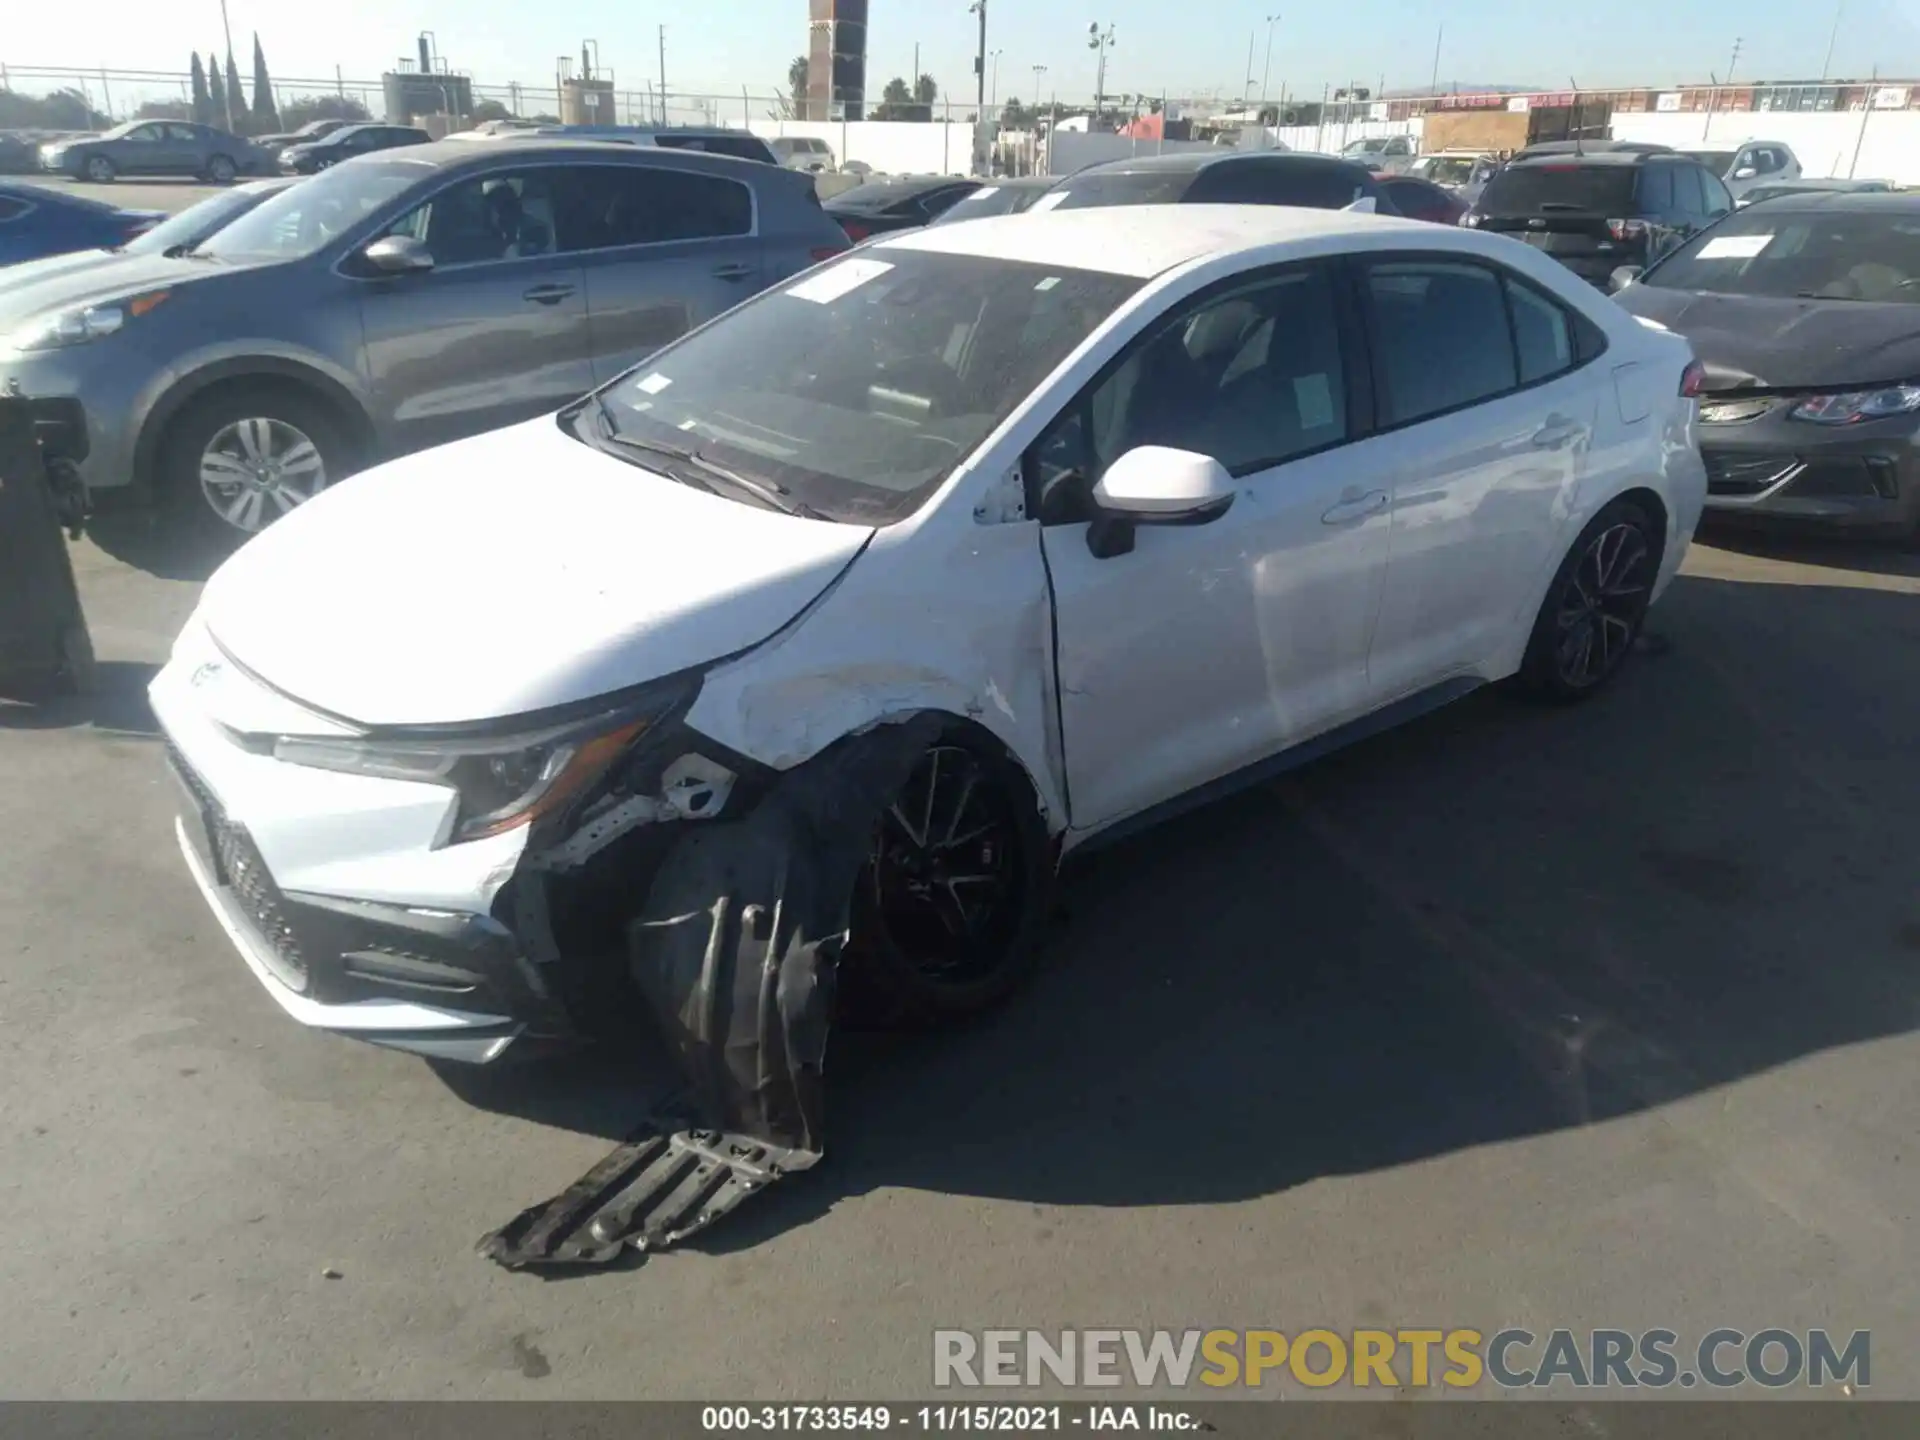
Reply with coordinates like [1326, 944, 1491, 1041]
[1609, 265, 1644, 293]
[361, 234, 435, 275]
[1086, 446, 1236, 559]
[1733, 166, 1758, 180]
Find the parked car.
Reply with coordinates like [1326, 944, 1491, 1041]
[1674, 141, 1801, 202]
[0, 184, 164, 267]
[1340, 134, 1417, 173]
[0, 133, 38, 174]
[1736, 177, 1892, 209]
[455, 125, 779, 166]
[1036, 151, 1398, 216]
[1376, 173, 1468, 225]
[1509, 140, 1671, 163]
[1, 178, 300, 286]
[280, 124, 431, 174]
[823, 175, 984, 241]
[38, 121, 269, 183]
[0, 142, 849, 538]
[926, 177, 1059, 225]
[252, 118, 356, 156]
[768, 136, 837, 173]
[1613, 192, 1920, 538]
[1465, 150, 1732, 286]
[145, 206, 1704, 1103]
[1408, 150, 1500, 199]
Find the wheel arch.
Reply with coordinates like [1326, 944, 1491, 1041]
[135, 359, 375, 490]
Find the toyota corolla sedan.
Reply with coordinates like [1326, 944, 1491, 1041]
[151, 207, 1703, 1242]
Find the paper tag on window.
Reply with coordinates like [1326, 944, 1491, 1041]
[1294, 373, 1337, 429]
[1034, 276, 1061, 291]
[785, 257, 894, 304]
[974, 186, 1001, 198]
[634, 372, 672, 395]
[1697, 233, 1771, 259]
[1027, 190, 1070, 213]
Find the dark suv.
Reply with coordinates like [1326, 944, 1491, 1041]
[1043, 150, 1397, 214]
[1466, 151, 1732, 286]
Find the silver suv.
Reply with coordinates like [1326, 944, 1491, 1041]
[0, 140, 848, 537]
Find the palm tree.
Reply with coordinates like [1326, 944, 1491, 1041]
[787, 55, 809, 118]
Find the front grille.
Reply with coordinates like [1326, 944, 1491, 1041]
[1703, 450, 1802, 497]
[168, 741, 309, 988]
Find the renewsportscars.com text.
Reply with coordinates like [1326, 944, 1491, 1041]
[932, 1328, 1870, 1391]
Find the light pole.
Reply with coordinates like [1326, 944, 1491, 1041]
[1821, 2, 1844, 81]
[1088, 21, 1115, 125]
[216, 0, 237, 133]
[990, 50, 1003, 110]
[1032, 63, 1047, 114]
[1243, 30, 1257, 101]
[1259, 14, 1280, 109]
[969, 0, 988, 172]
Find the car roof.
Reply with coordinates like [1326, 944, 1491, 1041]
[1509, 150, 1692, 168]
[373, 136, 792, 179]
[1073, 149, 1361, 176]
[1726, 190, 1920, 213]
[877, 203, 1436, 278]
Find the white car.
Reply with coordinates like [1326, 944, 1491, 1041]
[151, 207, 1705, 1114]
[768, 135, 837, 173]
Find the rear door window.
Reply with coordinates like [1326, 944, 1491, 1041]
[1670, 164, 1707, 220]
[1478, 165, 1637, 215]
[1363, 261, 1520, 426]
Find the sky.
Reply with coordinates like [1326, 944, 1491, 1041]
[8, 0, 1919, 109]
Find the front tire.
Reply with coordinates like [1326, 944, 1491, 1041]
[160, 385, 353, 542]
[1517, 497, 1662, 701]
[83, 154, 115, 183]
[845, 735, 1052, 1025]
[205, 153, 238, 183]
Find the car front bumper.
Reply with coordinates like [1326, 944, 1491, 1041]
[148, 621, 563, 1062]
[0, 351, 143, 495]
[1697, 407, 1920, 535]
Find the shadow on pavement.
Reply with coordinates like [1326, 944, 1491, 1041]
[86, 508, 231, 584]
[437, 567, 1920, 1258]
[1698, 517, 1920, 580]
[0, 659, 161, 734]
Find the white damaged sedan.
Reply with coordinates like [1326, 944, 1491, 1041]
[151, 205, 1705, 1134]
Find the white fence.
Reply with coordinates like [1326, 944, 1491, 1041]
[1606, 109, 1920, 184]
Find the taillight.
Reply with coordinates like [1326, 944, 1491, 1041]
[810, 244, 847, 262]
[839, 220, 870, 243]
[1680, 360, 1707, 398]
[1608, 218, 1651, 242]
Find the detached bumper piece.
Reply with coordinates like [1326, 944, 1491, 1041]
[479, 715, 944, 1272]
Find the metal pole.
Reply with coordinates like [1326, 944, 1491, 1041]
[1315, 81, 1327, 151]
[99, 69, 113, 120]
[658, 25, 667, 124]
[1821, 2, 1844, 82]
[1701, 70, 1719, 142]
[336, 64, 344, 99]
[1260, 15, 1279, 108]
[742, 84, 750, 127]
[991, 51, 1001, 111]
[1850, 66, 1877, 177]
[1429, 24, 1443, 96]
[973, 0, 988, 172]
[217, 0, 237, 132]
[1243, 30, 1256, 101]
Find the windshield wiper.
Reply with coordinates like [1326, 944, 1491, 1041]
[596, 424, 828, 520]
[1792, 290, 1876, 302]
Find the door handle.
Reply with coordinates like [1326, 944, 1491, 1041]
[1532, 414, 1583, 448]
[522, 283, 575, 305]
[711, 262, 754, 282]
[1321, 489, 1388, 524]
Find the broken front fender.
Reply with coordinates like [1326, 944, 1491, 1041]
[478, 713, 945, 1269]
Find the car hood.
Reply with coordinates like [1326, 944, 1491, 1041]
[197, 417, 875, 728]
[0, 252, 210, 332]
[1616, 285, 1920, 390]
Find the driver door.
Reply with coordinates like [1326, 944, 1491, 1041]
[1033, 261, 1394, 835]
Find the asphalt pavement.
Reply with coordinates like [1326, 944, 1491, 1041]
[13, 174, 230, 215]
[1, 513, 1915, 1401]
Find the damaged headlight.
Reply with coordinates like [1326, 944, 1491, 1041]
[1789, 385, 1920, 425]
[273, 702, 673, 845]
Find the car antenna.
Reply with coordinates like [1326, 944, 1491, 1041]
[1570, 77, 1583, 157]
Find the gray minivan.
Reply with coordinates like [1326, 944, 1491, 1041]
[0, 140, 849, 537]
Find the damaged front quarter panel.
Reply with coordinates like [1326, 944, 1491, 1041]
[479, 713, 945, 1270]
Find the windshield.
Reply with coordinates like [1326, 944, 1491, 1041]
[1045, 169, 1195, 209]
[932, 184, 1050, 224]
[196, 159, 428, 262]
[124, 188, 264, 254]
[591, 249, 1142, 524]
[1681, 150, 1737, 174]
[1477, 164, 1637, 215]
[1645, 207, 1920, 302]
[829, 180, 946, 214]
[1418, 157, 1477, 185]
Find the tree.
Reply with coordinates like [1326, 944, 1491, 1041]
[871, 75, 915, 121]
[1001, 97, 1030, 129]
[914, 74, 938, 106]
[225, 53, 246, 131]
[207, 49, 229, 128]
[280, 93, 370, 128]
[469, 99, 515, 124]
[0, 88, 111, 131]
[787, 55, 809, 118]
[190, 52, 211, 126]
[250, 34, 280, 132]
[136, 99, 194, 121]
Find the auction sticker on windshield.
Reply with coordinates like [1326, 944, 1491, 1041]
[1027, 190, 1070, 213]
[786, 257, 894, 304]
[634, 372, 673, 395]
[1697, 234, 1773, 260]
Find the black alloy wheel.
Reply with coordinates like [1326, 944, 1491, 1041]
[848, 738, 1049, 1023]
[1519, 498, 1660, 700]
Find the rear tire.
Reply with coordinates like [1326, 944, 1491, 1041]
[1516, 497, 1662, 702]
[159, 384, 356, 544]
[843, 733, 1052, 1026]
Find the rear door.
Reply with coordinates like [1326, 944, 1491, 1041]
[354, 162, 595, 454]
[1473, 163, 1641, 285]
[566, 161, 765, 383]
